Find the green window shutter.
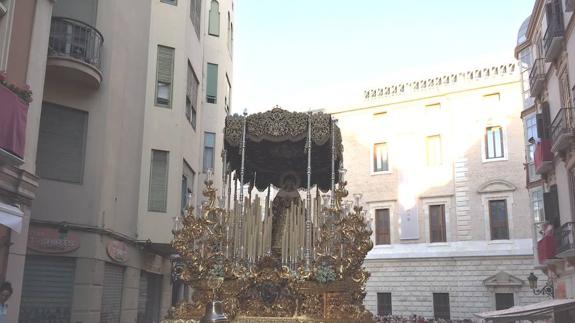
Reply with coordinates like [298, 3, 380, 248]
[206, 63, 218, 103]
[149, 150, 169, 212]
[37, 103, 88, 183]
[156, 46, 174, 107]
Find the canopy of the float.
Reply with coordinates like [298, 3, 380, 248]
[224, 107, 343, 192]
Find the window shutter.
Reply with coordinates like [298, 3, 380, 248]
[157, 46, 174, 83]
[149, 150, 169, 212]
[430, 205, 446, 242]
[541, 103, 551, 139]
[183, 161, 195, 194]
[544, 186, 561, 228]
[37, 103, 88, 183]
[190, 0, 202, 37]
[206, 63, 218, 103]
[375, 209, 390, 245]
[536, 113, 546, 139]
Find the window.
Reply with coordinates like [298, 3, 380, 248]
[425, 103, 441, 116]
[0, 226, 11, 283]
[429, 204, 446, 243]
[190, 0, 201, 37]
[544, 185, 561, 229]
[559, 68, 572, 108]
[161, 0, 177, 5]
[525, 115, 539, 182]
[37, 103, 88, 183]
[375, 209, 390, 245]
[373, 143, 388, 172]
[495, 293, 514, 310]
[181, 161, 195, 211]
[203, 132, 216, 172]
[186, 61, 199, 128]
[426, 135, 441, 167]
[485, 126, 504, 159]
[225, 74, 231, 114]
[149, 150, 169, 212]
[373, 111, 387, 122]
[433, 293, 450, 320]
[156, 46, 175, 107]
[531, 188, 545, 223]
[489, 200, 509, 240]
[206, 63, 218, 104]
[519, 48, 534, 107]
[208, 0, 220, 36]
[377, 293, 392, 316]
[227, 12, 232, 53]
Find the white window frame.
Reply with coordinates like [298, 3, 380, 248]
[371, 142, 391, 175]
[481, 125, 509, 163]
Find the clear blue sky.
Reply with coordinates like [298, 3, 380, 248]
[233, 0, 535, 113]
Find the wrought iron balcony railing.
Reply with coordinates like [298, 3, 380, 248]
[529, 58, 545, 97]
[550, 107, 575, 152]
[556, 222, 575, 257]
[48, 17, 103, 70]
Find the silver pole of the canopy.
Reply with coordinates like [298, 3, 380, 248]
[221, 149, 227, 209]
[305, 111, 312, 271]
[238, 110, 247, 260]
[330, 117, 336, 209]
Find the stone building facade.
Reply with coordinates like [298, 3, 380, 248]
[329, 61, 547, 320]
[0, 1, 54, 322]
[515, 0, 575, 315]
[2, 0, 234, 322]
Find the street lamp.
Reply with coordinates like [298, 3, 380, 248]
[527, 272, 554, 298]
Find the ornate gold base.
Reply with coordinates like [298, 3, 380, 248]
[162, 317, 375, 323]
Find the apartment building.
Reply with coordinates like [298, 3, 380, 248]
[0, 1, 234, 322]
[0, 0, 54, 322]
[329, 62, 546, 320]
[515, 0, 575, 310]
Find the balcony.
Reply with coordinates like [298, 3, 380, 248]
[46, 17, 103, 88]
[551, 108, 575, 153]
[537, 224, 557, 264]
[534, 139, 553, 174]
[529, 58, 545, 97]
[0, 84, 28, 166]
[555, 222, 575, 258]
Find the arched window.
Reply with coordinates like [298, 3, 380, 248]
[208, 0, 220, 36]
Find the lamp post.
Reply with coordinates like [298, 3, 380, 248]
[527, 272, 554, 298]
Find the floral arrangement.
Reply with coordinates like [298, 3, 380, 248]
[315, 264, 336, 284]
[0, 71, 32, 103]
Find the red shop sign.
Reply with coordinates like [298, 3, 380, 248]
[28, 227, 80, 254]
[107, 240, 129, 263]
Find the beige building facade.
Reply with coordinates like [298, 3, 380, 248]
[0, 0, 54, 322]
[0, 0, 233, 322]
[515, 0, 575, 318]
[329, 62, 547, 320]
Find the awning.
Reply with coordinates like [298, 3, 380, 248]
[475, 299, 575, 322]
[0, 202, 23, 233]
